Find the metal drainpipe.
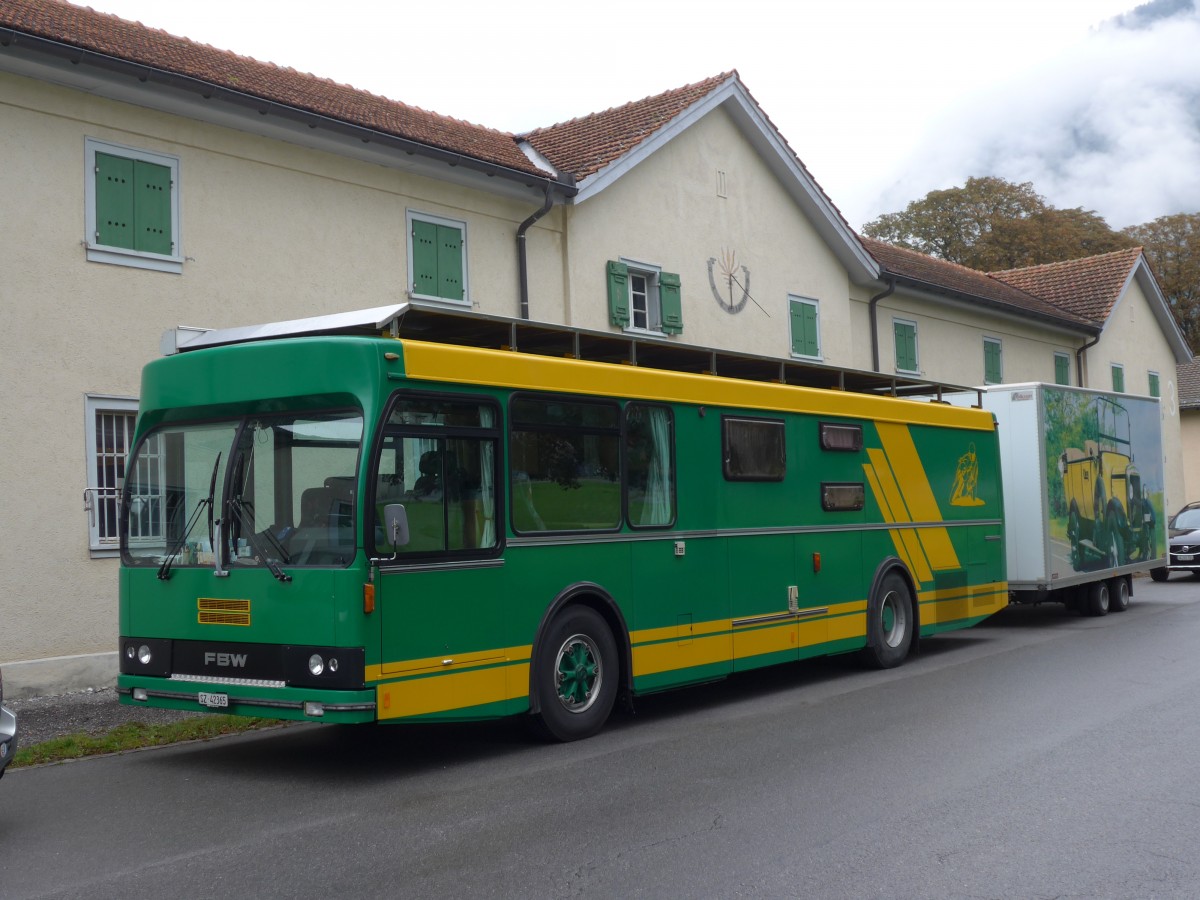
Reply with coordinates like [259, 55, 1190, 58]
[518, 183, 555, 320]
[868, 277, 896, 373]
[1075, 333, 1101, 387]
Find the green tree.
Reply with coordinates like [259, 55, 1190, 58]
[1123, 213, 1200, 350]
[863, 176, 1135, 271]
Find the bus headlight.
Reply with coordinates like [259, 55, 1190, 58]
[308, 654, 324, 676]
[138, 645, 153, 665]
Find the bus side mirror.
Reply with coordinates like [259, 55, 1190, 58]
[384, 504, 410, 548]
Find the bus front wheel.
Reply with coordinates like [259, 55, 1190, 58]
[531, 606, 618, 742]
[861, 571, 914, 669]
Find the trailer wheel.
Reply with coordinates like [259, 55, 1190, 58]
[530, 606, 618, 742]
[1109, 576, 1131, 612]
[1085, 579, 1110, 617]
[860, 571, 913, 669]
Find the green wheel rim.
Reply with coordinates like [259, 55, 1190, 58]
[554, 633, 602, 713]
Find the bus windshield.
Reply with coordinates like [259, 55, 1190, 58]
[122, 411, 364, 570]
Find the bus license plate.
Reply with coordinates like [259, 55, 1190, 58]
[198, 691, 229, 709]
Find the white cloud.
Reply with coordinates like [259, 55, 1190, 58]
[870, 2, 1200, 229]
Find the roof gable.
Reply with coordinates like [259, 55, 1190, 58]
[522, 71, 879, 282]
[521, 73, 735, 181]
[991, 248, 1144, 321]
[994, 248, 1191, 363]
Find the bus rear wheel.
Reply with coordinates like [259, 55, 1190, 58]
[861, 571, 914, 669]
[531, 606, 618, 742]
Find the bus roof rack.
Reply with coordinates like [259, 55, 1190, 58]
[164, 301, 982, 404]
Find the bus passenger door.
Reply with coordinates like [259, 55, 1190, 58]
[368, 400, 508, 721]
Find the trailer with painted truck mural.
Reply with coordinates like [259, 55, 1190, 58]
[962, 382, 1166, 616]
[116, 304, 1009, 741]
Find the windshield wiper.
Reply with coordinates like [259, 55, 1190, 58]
[158, 452, 221, 581]
[229, 496, 292, 583]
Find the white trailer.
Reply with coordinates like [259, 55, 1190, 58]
[955, 383, 1167, 615]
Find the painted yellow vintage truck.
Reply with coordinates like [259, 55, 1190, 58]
[1059, 395, 1157, 571]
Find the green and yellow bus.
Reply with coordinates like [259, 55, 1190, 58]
[118, 305, 1007, 741]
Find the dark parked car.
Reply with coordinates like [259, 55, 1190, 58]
[1150, 502, 1200, 581]
[0, 666, 16, 778]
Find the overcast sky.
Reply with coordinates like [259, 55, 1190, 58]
[85, 0, 1200, 230]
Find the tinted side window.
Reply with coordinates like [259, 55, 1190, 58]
[723, 417, 785, 481]
[510, 396, 620, 533]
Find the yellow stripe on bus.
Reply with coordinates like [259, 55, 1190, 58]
[865, 448, 935, 584]
[399, 340, 996, 432]
[876, 423, 961, 571]
[376, 662, 530, 720]
[364, 584, 1004, 719]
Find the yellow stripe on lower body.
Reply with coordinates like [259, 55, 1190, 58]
[917, 582, 1009, 624]
[376, 661, 530, 720]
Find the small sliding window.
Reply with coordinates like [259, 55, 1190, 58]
[819, 422, 862, 452]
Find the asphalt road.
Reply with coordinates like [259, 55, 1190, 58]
[3, 576, 1200, 899]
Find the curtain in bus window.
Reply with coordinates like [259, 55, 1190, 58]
[478, 407, 496, 546]
[627, 404, 674, 527]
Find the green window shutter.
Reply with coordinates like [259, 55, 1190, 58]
[791, 300, 819, 357]
[1055, 354, 1070, 385]
[659, 272, 683, 334]
[436, 224, 464, 300]
[95, 152, 134, 250]
[984, 340, 1002, 383]
[894, 322, 916, 371]
[133, 159, 172, 255]
[606, 261, 630, 327]
[1112, 365, 1125, 393]
[411, 220, 439, 297]
[1149, 372, 1160, 397]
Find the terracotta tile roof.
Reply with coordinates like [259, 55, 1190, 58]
[991, 247, 1144, 322]
[0, 0, 550, 178]
[521, 72, 735, 179]
[860, 237, 1097, 329]
[1179, 357, 1200, 409]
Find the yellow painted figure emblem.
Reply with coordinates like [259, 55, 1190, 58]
[950, 443, 985, 507]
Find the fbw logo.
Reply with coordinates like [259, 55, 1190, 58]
[203, 651, 247, 668]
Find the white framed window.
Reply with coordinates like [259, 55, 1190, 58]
[892, 318, 919, 374]
[407, 210, 468, 304]
[84, 395, 140, 554]
[85, 138, 182, 274]
[606, 258, 682, 335]
[1148, 370, 1161, 398]
[789, 295, 821, 360]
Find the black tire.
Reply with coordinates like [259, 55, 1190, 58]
[860, 571, 914, 669]
[1086, 579, 1110, 617]
[530, 606, 619, 742]
[1109, 576, 1131, 612]
[1150, 566, 1169, 582]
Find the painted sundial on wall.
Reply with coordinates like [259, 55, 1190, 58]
[708, 249, 750, 314]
